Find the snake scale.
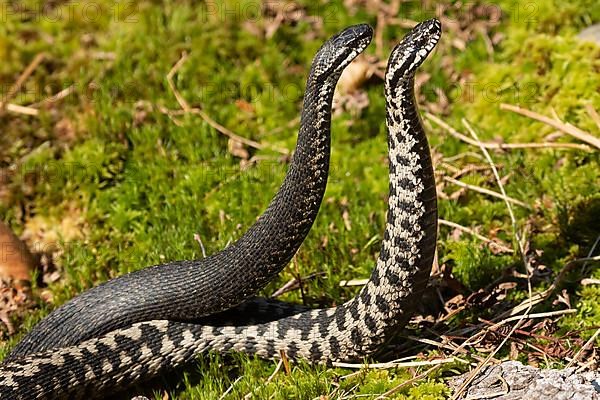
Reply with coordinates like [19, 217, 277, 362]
[0, 19, 441, 399]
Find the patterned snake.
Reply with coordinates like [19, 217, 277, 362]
[0, 19, 441, 399]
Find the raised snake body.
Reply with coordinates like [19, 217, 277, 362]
[7, 24, 374, 359]
[0, 20, 441, 399]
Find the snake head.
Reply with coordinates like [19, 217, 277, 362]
[385, 19, 441, 84]
[310, 24, 373, 82]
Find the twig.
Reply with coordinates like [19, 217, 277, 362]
[219, 376, 242, 400]
[31, 84, 76, 107]
[165, 52, 289, 155]
[585, 104, 600, 130]
[375, 364, 442, 399]
[243, 359, 284, 400]
[4, 103, 39, 116]
[332, 357, 466, 370]
[193, 233, 207, 258]
[280, 350, 291, 375]
[270, 272, 325, 298]
[566, 328, 600, 368]
[193, 108, 289, 154]
[0, 53, 46, 111]
[443, 176, 530, 209]
[339, 278, 369, 287]
[495, 309, 577, 325]
[426, 112, 592, 152]
[500, 103, 600, 150]
[438, 218, 514, 253]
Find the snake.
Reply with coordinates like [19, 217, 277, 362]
[0, 19, 441, 399]
[6, 24, 374, 359]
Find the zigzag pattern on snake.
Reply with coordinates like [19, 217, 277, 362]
[0, 19, 441, 399]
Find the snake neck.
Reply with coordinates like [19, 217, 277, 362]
[330, 73, 437, 358]
[336, 20, 441, 357]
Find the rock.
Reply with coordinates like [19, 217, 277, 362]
[577, 24, 600, 44]
[450, 361, 600, 400]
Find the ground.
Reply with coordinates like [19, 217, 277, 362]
[0, 0, 599, 399]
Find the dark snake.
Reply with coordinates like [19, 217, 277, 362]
[7, 24, 373, 359]
[0, 19, 441, 399]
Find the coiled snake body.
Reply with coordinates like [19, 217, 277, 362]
[0, 20, 441, 399]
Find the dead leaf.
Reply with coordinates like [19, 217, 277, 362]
[336, 58, 374, 95]
[0, 221, 34, 282]
[53, 118, 76, 143]
[235, 99, 255, 114]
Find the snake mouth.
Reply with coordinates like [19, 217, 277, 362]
[385, 18, 442, 79]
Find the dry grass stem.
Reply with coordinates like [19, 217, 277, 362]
[426, 112, 593, 152]
[193, 233, 207, 258]
[438, 218, 514, 253]
[487, 309, 576, 327]
[500, 103, 600, 150]
[332, 357, 465, 370]
[271, 272, 325, 298]
[31, 85, 76, 107]
[339, 278, 369, 287]
[0, 53, 46, 111]
[375, 364, 443, 399]
[243, 359, 285, 400]
[566, 327, 600, 369]
[443, 176, 530, 209]
[166, 52, 289, 155]
[585, 104, 600, 130]
[582, 278, 600, 285]
[219, 376, 242, 400]
[4, 103, 39, 116]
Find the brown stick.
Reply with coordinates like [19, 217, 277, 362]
[0, 53, 46, 111]
[165, 52, 289, 155]
[585, 104, 600, 131]
[438, 218, 514, 253]
[426, 112, 592, 152]
[443, 176, 531, 209]
[500, 103, 600, 150]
